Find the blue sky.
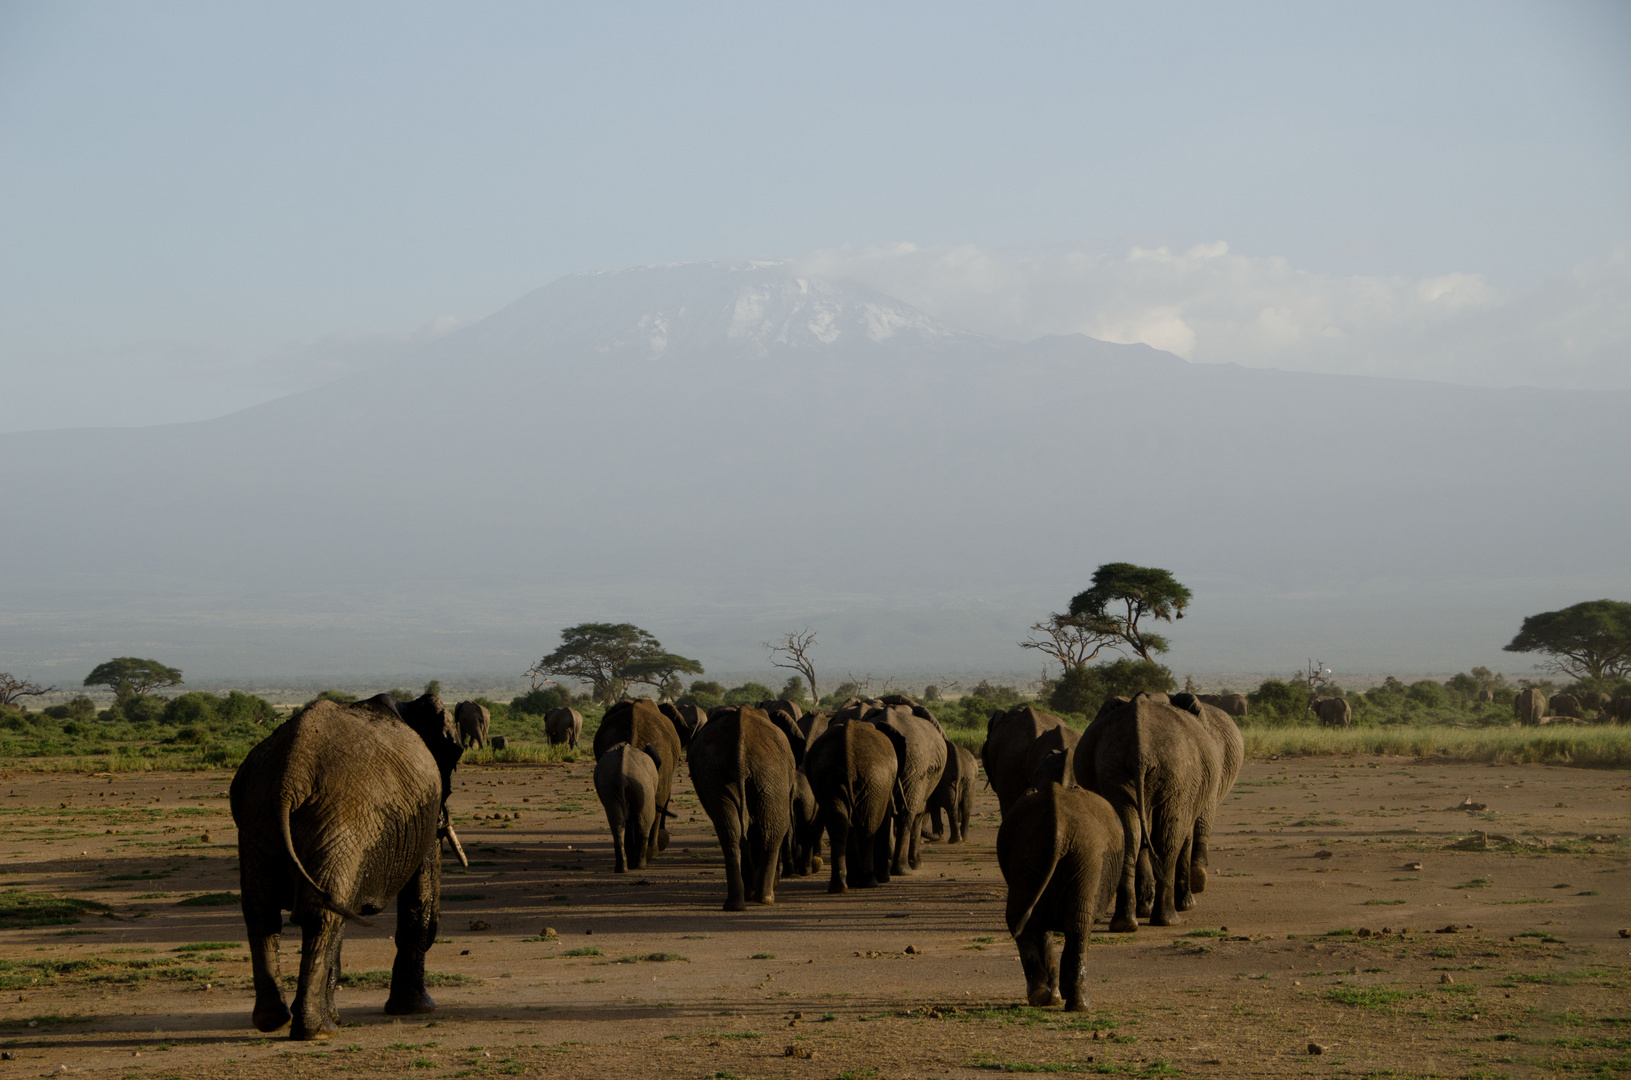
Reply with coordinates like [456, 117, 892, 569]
[2, 1, 1628, 426]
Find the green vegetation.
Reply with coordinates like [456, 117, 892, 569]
[83, 657, 184, 703]
[1504, 600, 1631, 682]
[0, 889, 110, 929]
[337, 970, 478, 988]
[616, 952, 688, 963]
[1326, 987, 1416, 1008]
[176, 892, 239, 907]
[0, 953, 215, 988]
[525, 622, 702, 703]
[0, 688, 283, 770]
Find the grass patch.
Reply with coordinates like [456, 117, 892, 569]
[1180, 928, 1227, 938]
[175, 891, 238, 907]
[1500, 970, 1620, 988]
[750, 952, 777, 959]
[561, 947, 602, 957]
[0, 954, 215, 988]
[336, 970, 479, 989]
[616, 952, 687, 964]
[173, 941, 239, 952]
[0, 1012, 94, 1028]
[1457, 877, 1493, 890]
[1241, 724, 1631, 768]
[1326, 987, 1417, 1008]
[0, 889, 110, 929]
[1365, 899, 1406, 905]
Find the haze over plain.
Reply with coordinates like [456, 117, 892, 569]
[1, 2, 1627, 683]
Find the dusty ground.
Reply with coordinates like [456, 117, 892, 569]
[0, 756, 1627, 1080]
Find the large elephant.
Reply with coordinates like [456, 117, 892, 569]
[230, 693, 463, 1040]
[786, 770, 824, 876]
[798, 710, 831, 755]
[593, 742, 667, 873]
[594, 700, 682, 852]
[760, 707, 808, 766]
[1514, 688, 1547, 725]
[1549, 693, 1582, 718]
[1579, 691, 1612, 714]
[544, 707, 583, 749]
[1607, 696, 1631, 723]
[758, 698, 805, 722]
[659, 702, 706, 748]
[981, 705, 1080, 814]
[867, 705, 946, 875]
[924, 740, 978, 843]
[686, 706, 797, 910]
[805, 718, 898, 892]
[1170, 694, 1244, 895]
[453, 701, 490, 749]
[998, 782, 1123, 1012]
[1312, 696, 1352, 727]
[1198, 693, 1248, 717]
[1074, 694, 1223, 931]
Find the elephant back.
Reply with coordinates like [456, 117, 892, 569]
[594, 700, 681, 804]
[981, 704, 1073, 814]
[757, 698, 805, 722]
[1549, 693, 1582, 718]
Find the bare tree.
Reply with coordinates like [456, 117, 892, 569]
[765, 628, 820, 705]
[1019, 613, 1118, 676]
[1298, 658, 1337, 718]
[0, 673, 57, 708]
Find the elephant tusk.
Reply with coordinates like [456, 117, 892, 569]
[440, 823, 469, 868]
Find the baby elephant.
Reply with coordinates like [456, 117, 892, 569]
[594, 742, 668, 873]
[997, 782, 1123, 1011]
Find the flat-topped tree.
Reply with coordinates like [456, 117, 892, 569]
[82, 657, 182, 704]
[1067, 563, 1192, 661]
[526, 623, 701, 705]
[624, 652, 706, 701]
[1504, 600, 1631, 682]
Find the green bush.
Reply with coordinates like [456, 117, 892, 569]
[1046, 659, 1174, 718]
[722, 682, 775, 707]
[1408, 680, 1450, 708]
[511, 687, 571, 715]
[43, 697, 97, 721]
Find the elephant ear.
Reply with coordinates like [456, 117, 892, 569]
[399, 693, 464, 803]
[1169, 693, 1203, 716]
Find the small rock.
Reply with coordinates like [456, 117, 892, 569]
[1434, 924, 1461, 934]
[1406, 862, 1423, 871]
[468, 919, 490, 932]
[905, 945, 918, 955]
[1, 1052, 13, 1060]
[1440, 974, 1454, 984]
[1619, 928, 1629, 939]
[200, 832, 211, 842]
[460, 949, 470, 956]
[1356, 928, 1373, 938]
[784, 1045, 815, 1059]
[791, 1011, 802, 1019]
[585, 928, 593, 935]
[1314, 850, 1334, 860]
[1308, 1042, 1327, 1055]
[541, 926, 558, 939]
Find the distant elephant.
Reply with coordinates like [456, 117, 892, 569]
[1074, 694, 1224, 931]
[593, 742, 667, 873]
[757, 698, 805, 722]
[1476, 689, 1495, 703]
[1549, 693, 1582, 718]
[544, 707, 583, 749]
[453, 701, 490, 749]
[686, 706, 797, 910]
[488, 735, 508, 750]
[998, 782, 1123, 1012]
[1579, 690, 1612, 713]
[805, 718, 898, 892]
[981, 705, 1080, 814]
[1514, 688, 1547, 726]
[230, 692, 463, 1040]
[1197, 693, 1248, 717]
[867, 705, 947, 875]
[1312, 696, 1352, 727]
[594, 700, 682, 853]
[924, 740, 978, 843]
[786, 770, 824, 876]
[759, 706, 808, 766]
[659, 702, 706, 748]
[1606, 696, 1631, 723]
[797, 710, 831, 755]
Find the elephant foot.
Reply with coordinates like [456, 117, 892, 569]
[252, 1002, 292, 1033]
[1150, 911, 1181, 928]
[810, 855, 823, 872]
[827, 880, 847, 894]
[1176, 891, 1197, 912]
[289, 1015, 338, 1041]
[1190, 866, 1207, 893]
[1063, 997, 1091, 1013]
[1027, 987, 1063, 1007]
[384, 991, 436, 1016]
[1109, 915, 1139, 934]
[722, 898, 747, 912]
[754, 896, 775, 906]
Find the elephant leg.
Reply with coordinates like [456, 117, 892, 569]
[1190, 814, 1213, 895]
[385, 852, 438, 1016]
[826, 814, 849, 893]
[1109, 806, 1142, 933]
[889, 806, 911, 877]
[657, 797, 672, 853]
[924, 804, 945, 842]
[870, 820, 893, 887]
[1135, 846, 1155, 919]
[290, 909, 343, 1040]
[753, 818, 788, 906]
[1014, 925, 1062, 1007]
[1175, 833, 1198, 913]
[946, 798, 962, 845]
[1149, 823, 1184, 927]
[326, 937, 343, 1026]
[608, 814, 628, 874]
[1059, 931, 1090, 1012]
[243, 893, 290, 1033]
[715, 805, 748, 912]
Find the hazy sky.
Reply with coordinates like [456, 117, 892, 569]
[3, 1, 1629, 429]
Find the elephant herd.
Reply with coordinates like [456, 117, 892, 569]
[226, 686, 1245, 1038]
[1513, 687, 1630, 725]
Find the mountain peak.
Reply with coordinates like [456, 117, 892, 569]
[454, 260, 995, 360]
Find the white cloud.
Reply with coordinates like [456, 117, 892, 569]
[792, 242, 1630, 388]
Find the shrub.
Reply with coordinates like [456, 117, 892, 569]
[43, 697, 97, 721]
[1408, 680, 1450, 708]
[1047, 659, 1174, 719]
[512, 687, 571, 715]
[722, 682, 775, 707]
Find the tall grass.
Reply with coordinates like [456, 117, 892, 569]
[1242, 725, 1631, 768]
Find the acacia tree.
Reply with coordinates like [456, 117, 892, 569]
[624, 652, 706, 701]
[1019, 613, 1119, 676]
[526, 623, 702, 704]
[83, 658, 182, 704]
[0, 673, 57, 708]
[1066, 563, 1192, 661]
[765, 628, 820, 706]
[1503, 600, 1631, 681]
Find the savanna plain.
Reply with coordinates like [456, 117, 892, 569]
[1, 753, 1626, 1080]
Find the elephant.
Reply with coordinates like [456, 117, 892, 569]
[866, 705, 947, 875]
[786, 770, 824, 876]
[1168, 694, 1245, 894]
[230, 692, 463, 1040]
[594, 700, 683, 852]
[998, 782, 1123, 1012]
[686, 706, 797, 910]
[593, 742, 668, 873]
[924, 740, 978, 843]
[758, 698, 805, 722]
[1606, 696, 1631, 723]
[981, 705, 1080, 814]
[1514, 688, 1547, 725]
[1312, 696, 1352, 727]
[453, 701, 490, 748]
[1074, 694, 1224, 932]
[659, 702, 706, 747]
[1197, 693, 1248, 717]
[797, 710, 831, 755]
[1476, 689, 1495, 703]
[544, 707, 583, 749]
[1549, 693, 1582, 718]
[805, 718, 898, 892]
[760, 706, 808, 766]
[489, 735, 508, 750]
[1579, 690, 1612, 713]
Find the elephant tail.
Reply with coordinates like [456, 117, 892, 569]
[278, 797, 368, 923]
[1006, 797, 1062, 938]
